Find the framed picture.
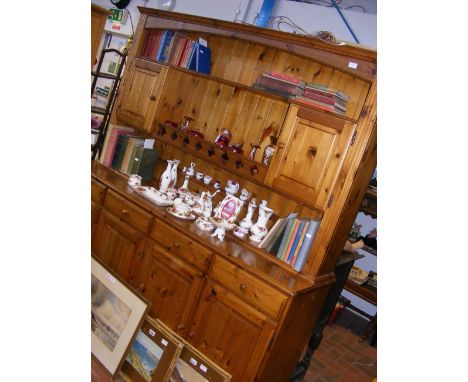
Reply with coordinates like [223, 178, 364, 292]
[91, 256, 149, 378]
[155, 321, 232, 382]
[121, 317, 183, 382]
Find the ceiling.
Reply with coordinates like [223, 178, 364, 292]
[287, 0, 376, 15]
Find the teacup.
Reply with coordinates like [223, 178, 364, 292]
[203, 175, 212, 184]
[173, 199, 191, 215]
[128, 174, 142, 187]
[195, 172, 204, 181]
[213, 181, 221, 189]
[166, 189, 177, 200]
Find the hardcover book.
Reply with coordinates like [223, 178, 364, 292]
[102, 126, 135, 166]
[293, 219, 321, 272]
[282, 219, 301, 262]
[276, 219, 297, 260]
[286, 220, 306, 264]
[256, 75, 304, 96]
[137, 147, 160, 181]
[129, 145, 145, 175]
[111, 135, 130, 169]
[265, 218, 290, 253]
[290, 221, 309, 266]
[258, 218, 284, 249]
[126, 139, 144, 174]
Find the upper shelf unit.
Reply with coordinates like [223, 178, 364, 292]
[134, 7, 375, 122]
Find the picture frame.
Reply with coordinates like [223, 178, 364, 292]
[156, 321, 232, 382]
[91, 256, 149, 378]
[121, 317, 183, 382]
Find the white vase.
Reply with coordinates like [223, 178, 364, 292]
[240, 198, 257, 230]
[250, 204, 274, 242]
[159, 160, 174, 193]
[169, 159, 180, 189]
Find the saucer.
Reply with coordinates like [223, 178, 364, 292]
[167, 207, 196, 220]
[209, 217, 236, 230]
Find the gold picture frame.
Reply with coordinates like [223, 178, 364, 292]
[155, 320, 232, 382]
[121, 317, 184, 382]
[91, 256, 149, 378]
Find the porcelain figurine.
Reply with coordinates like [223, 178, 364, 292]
[159, 159, 174, 193]
[202, 190, 219, 218]
[239, 198, 256, 230]
[262, 136, 278, 166]
[239, 188, 251, 201]
[225, 179, 239, 195]
[179, 174, 190, 192]
[186, 162, 196, 177]
[250, 203, 274, 242]
[169, 159, 180, 189]
[211, 226, 226, 241]
[248, 144, 261, 161]
[214, 129, 232, 149]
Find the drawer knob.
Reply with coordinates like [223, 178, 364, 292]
[240, 283, 247, 291]
[150, 95, 156, 100]
[122, 209, 128, 215]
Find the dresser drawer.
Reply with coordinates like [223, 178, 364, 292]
[151, 219, 213, 272]
[210, 256, 287, 319]
[91, 178, 106, 203]
[104, 189, 153, 233]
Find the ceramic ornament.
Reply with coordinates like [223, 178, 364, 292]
[239, 198, 257, 230]
[169, 159, 180, 189]
[250, 203, 274, 242]
[159, 159, 174, 193]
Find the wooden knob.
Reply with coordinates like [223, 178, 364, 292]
[149, 95, 156, 100]
[240, 283, 247, 291]
[122, 209, 128, 215]
[308, 146, 317, 156]
[277, 142, 285, 149]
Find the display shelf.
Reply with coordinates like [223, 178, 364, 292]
[344, 279, 376, 305]
[135, 56, 360, 124]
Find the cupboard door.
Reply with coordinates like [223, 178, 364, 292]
[92, 210, 146, 288]
[91, 200, 101, 238]
[265, 106, 356, 210]
[187, 279, 276, 382]
[136, 241, 204, 337]
[116, 63, 168, 133]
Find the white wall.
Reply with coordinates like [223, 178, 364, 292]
[91, 0, 376, 48]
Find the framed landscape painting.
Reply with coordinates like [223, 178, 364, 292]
[91, 256, 149, 377]
[122, 317, 183, 382]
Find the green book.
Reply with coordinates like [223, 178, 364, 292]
[276, 219, 296, 259]
[129, 145, 145, 175]
[280, 219, 300, 261]
[137, 148, 160, 181]
[111, 135, 129, 170]
[126, 139, 144, 175]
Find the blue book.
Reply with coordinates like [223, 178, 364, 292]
[155, 30, 168, 61]
[188, 43, 211, 75]
[293, 219, 321, 272]
[286, 220, 306, 263]
[196, 44, 211, 74]
[157, 30, 175, 61]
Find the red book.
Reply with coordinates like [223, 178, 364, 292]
[150, 31, 163, 59]
[176, 38, 189, 66]
[102, 127, 136, 166]
[290, 221, 309, 266]
[303, 89, 346, 107]
[142, 32, 151, 57]
[267, 71, 302, 84]
[256, 75, 303, 96]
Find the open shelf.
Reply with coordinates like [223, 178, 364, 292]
[135, 57, 359, 123]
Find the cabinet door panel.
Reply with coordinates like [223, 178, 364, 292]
[188, 280, 275, 382]
[116, 64, 168, 132]
[266, 106, 356, 210]
[137, 242, 204, 337]
[92, 210, 146, 287]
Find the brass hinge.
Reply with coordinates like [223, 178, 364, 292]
[350, 130, 357, 146]
[327, 194, 334, 208]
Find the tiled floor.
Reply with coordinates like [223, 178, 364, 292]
[303, 314, 377, 382]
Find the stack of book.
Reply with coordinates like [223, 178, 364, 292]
[258, 216, 321, 272]
[252, 72, 305, 99]
[140, 30, 211, 75]
[99, 125, 159, 181]
[294, 82, 350, 115]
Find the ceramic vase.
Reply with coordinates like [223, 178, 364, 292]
[169, 159, 180, 189]
[159, 159, 174, 193]
[262, 136, 278, 166]
[250, 203, 274, 242]
[240, 198, 257, 230]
